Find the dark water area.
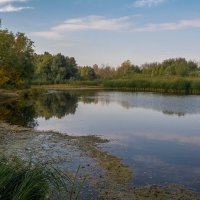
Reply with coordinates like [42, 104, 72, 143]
[1, 90, 200, 192]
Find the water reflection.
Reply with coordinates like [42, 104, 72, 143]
[1, 90, 200, 192]
[0, 92, 78, 127]
[35, 92, 78, 119]
[1, 91, 200, 128]
[86, 92, 200, 116]
[1, 90, 200, 143]
[0, 100, 37, 127]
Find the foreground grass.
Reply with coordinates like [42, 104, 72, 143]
[0, 157, 85, 200]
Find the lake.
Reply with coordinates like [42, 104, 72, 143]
[1, 90, 200, 192]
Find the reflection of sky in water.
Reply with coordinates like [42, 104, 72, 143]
[36, 101, 200, 139]
[92, 92, 200, 115]
[35, 91, 200, 192]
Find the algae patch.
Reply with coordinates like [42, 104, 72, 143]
[76, 136, 132, 184]
[132, 184, 200, 200]
[0, 122, 199, 199]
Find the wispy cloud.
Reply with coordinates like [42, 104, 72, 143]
[31, 15, 133, 39]
[132, 18, 200, 32]
[0, 0, 32, 12]
[31, 16, 200, 39]
[32, 31, 60, 39]
[0, 4, 31, 12]
[0, 0, 28, 4]
[53, 15, 132, 32]
[133, 0, 166, 7]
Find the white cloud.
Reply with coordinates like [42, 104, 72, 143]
[31, 15, 133, 39]
[0, 0, 28, 4]
[52, 15, 131, 32]
[0, 0, 32, 12]
[133, 0, 166, 7]
[133, 18, 200, 32]
[0, 4, 31, 12]
[31, 31, 60, 39]
[31, 16, 200, 39]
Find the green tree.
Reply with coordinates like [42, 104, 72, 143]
[34, 53, 78, 84]
[35, 52, 53, 83]
[78, 66, 96, 80]
[116, 60, 140, 76]
[142, 58, 198, 77]
[0, 30, 34, 88]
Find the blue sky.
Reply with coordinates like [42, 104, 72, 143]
[1, 0, 200, 66]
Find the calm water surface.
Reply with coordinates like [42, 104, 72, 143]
[1, 90, 200, 192]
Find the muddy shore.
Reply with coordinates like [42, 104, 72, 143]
[0, 122, 199, 199]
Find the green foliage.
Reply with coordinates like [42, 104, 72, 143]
[1, 28, 200, 94]
[32, 57, 200, 93]
[0, 30, 34, 88]
[142, 58, 198, 77]
[0, 157, 85, 200]
[103, 77, 200, 93]
[34, 53, 78, 84]
[78, 66, 96, 80]
[93, 64, 115, 79]
[116, 60, 140, 76]
[66, 80, 102, 87]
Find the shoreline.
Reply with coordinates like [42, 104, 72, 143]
[0, 121, 199, 199]
[33, 84, 200, 95]
[1, 85, 200, 104]
[0, 89, 18, 103]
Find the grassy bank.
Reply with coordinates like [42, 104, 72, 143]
[103, 77, 200, 94]
[0, 156, 85, 200]
[35, 77, 200, 94]
[2, 77, 200, 96]
[33, 80, 103, 89]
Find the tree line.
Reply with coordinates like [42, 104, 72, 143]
[0, 30, 200, 89]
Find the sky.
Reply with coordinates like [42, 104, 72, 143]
[1, 0, 200, 67]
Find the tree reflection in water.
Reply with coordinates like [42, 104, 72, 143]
[0, 92, 79, 128]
